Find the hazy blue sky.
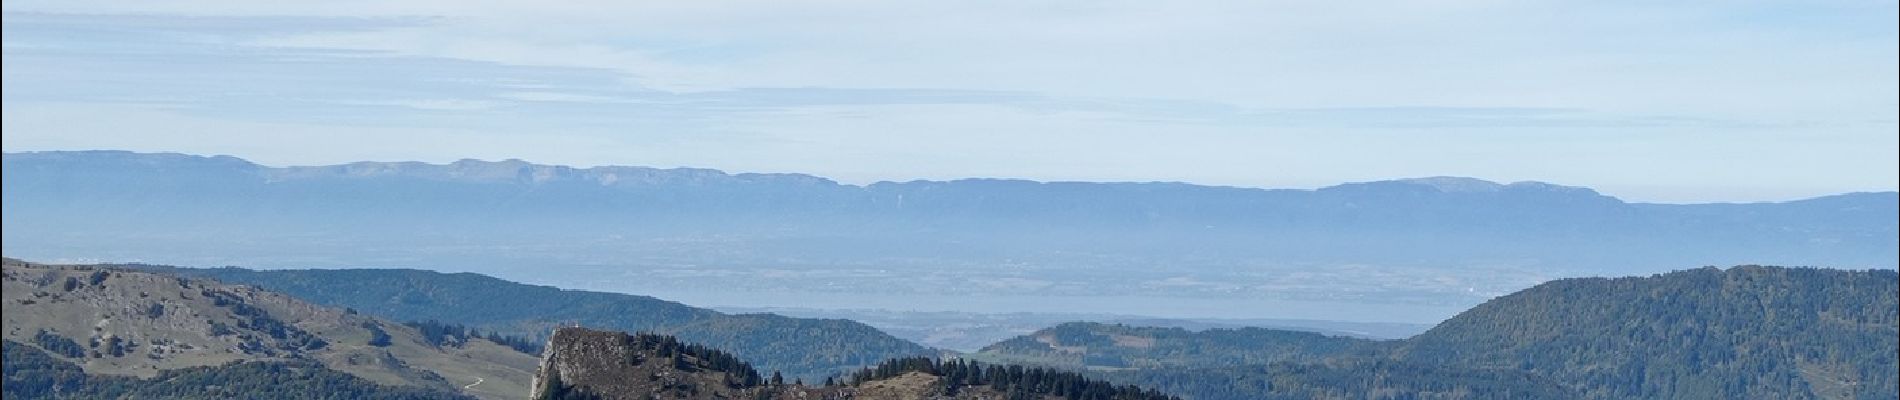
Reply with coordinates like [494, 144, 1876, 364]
[3, 0, 1895, 202]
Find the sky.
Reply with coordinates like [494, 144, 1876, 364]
[1, 0, 1895, 203]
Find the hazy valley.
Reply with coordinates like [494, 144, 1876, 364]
[7, 151, 1893, 328]
[6, 258, 1893, 399]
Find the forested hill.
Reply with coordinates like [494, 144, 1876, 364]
[138, 265, 935, 381]
[1397, 265, 1899, 399]
[982, 265, 1898, 400]
[975, 322, 1366, 369]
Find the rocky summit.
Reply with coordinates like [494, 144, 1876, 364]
[531, 327, 1175, 400]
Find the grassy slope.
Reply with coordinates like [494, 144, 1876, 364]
[144, 265, 934, 380]
[1, 259, 539, 400]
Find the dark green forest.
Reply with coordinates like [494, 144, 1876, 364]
[848, 357, 1176, 400]
[1099, 360, 1576, 399]
[1063, 266, 1899, 400]
[403, 319, 544, 354]
[1396, 266, 1899, 400]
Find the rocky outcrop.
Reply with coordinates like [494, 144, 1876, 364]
[530, 327, 1177, 400]
[532, 327, 767, 400]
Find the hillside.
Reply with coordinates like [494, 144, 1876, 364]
[973, 322, 1366, 370]
[139, 265, 935, 380]
[0, 259, 540, 400]
[531, 327, 1175, 400]
[972, 323, 1579, 399]
[1396, 265, 1899, 399]
[3, 340, 471, 399]
[986, 265, 1898, 400]
[1098, 361, 1577, 400]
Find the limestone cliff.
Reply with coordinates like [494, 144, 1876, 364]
[530, 327, 1175, 400]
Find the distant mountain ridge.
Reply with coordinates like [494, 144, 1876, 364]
[4, 150, 1895, 319]
[5, 150, 1890, 272]
[20, 150, 1876, 200]
[0, 150, 1678, 190]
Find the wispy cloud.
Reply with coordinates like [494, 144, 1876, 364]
[1, 12, 1790, 130]
[0, 2, 1894, 202]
